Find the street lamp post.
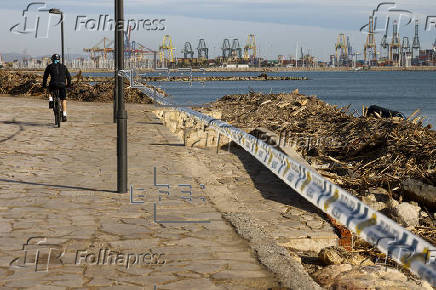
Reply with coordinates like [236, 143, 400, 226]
[115, 0, 128, 193]
[48, 9, 64, 64]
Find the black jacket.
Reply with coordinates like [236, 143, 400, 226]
[43, 63, 72, 89]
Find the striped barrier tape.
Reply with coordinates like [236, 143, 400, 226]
[120, 70, 436, 286]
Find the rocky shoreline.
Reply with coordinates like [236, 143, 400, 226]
[141, 75, 309, 82]
[44, 75, 309, 83]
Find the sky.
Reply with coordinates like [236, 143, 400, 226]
[1, 0, 436, 61]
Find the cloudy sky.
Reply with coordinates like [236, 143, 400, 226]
[1, 0, 435, 61]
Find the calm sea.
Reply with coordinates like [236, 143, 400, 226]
[87, 71, 436, 126]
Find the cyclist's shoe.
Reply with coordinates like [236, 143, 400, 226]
[62, 116, 67, 122]
[49, 101, 54, 109]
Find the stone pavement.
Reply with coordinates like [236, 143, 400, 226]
[0, 95, 281, 289]
[186, 142, 338, 254]
[152, 107, 338, 252]
[158, 114, 339, 282]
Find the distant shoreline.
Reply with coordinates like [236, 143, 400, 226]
[5, 66, 436, 74]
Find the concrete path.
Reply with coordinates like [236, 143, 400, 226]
[0, 96, 279, 289]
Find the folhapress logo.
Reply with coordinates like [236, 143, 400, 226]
[9, 2, 63, 39]
[9, 237, 65, 272]
[10, 2, 166, 38]
[359, 2, 414, 35]
[75, 15, 166, 32]
[75, 248, 166, 269]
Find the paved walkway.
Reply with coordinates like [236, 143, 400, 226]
[0, 96, 278, 289]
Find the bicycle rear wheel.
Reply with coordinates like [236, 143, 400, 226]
[53, 92, 61, 128]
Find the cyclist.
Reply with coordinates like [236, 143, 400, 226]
[42, 54, 72, 122]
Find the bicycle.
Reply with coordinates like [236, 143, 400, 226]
[49, 88, 62, 128]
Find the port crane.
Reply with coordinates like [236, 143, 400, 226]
[347, 36, 352, 57]
[222, 39, 232, 59]
[335, 33, 348, 66]
[197, 39, 209, 60]
[389, 20, 401, 66]
[243, 34, 256, 61]
[130, 41, 157, 62]
[83, 37, 114, 62]
[380, 17, 390, 58]
[84, 27, 157, 68]
[231, 39, 242, 60]
[412, 19, 421, 60]
[159, 35, 175, 66]
[364, 15, 377, 65]
[401, 37, 411, 66]
[182, 42, 194, 59]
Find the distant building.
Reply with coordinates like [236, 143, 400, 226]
[221, 64, 237, 69]
[419, 49, 436, 66]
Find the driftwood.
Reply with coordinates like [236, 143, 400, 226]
[0, 70, 153, 104]
[209, 91, 436, 244]
[210, 91, 436, 200]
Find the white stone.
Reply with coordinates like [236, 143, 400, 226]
[394, 202, 421, 227]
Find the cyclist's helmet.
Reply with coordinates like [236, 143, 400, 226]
[51, 54, 61, 62]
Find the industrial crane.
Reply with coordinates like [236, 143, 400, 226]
[197, 39, 209, 60]
[389, 20, 401, 66]
[83, 37, 113, 62]
[131, 41, 157, 62]
[412, 19, 421, 60]
[244, 34, 256, 61]
[346, 36, 352, 58]
[231, 39, 242, 60]
[83, 26, 157, 68]
[401, 37, 411, 66]
[380, 17, 390, 58]
[364, 15, 377, 65]
[335, 33, 348, 66]
[222, 39, 231, 59]
[401, 37, 410, 53]
[124, 26, 132, 58]
[159, 35, 175, 66]
[182, 42, 194, 59]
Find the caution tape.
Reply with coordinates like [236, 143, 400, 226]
[121, 71, 436, 286]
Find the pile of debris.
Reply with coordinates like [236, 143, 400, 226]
[0, 70, 153, 104]
[209, 90, 436, 244]
[0, 70, 44, 95]
[67, 82, 153, 104]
